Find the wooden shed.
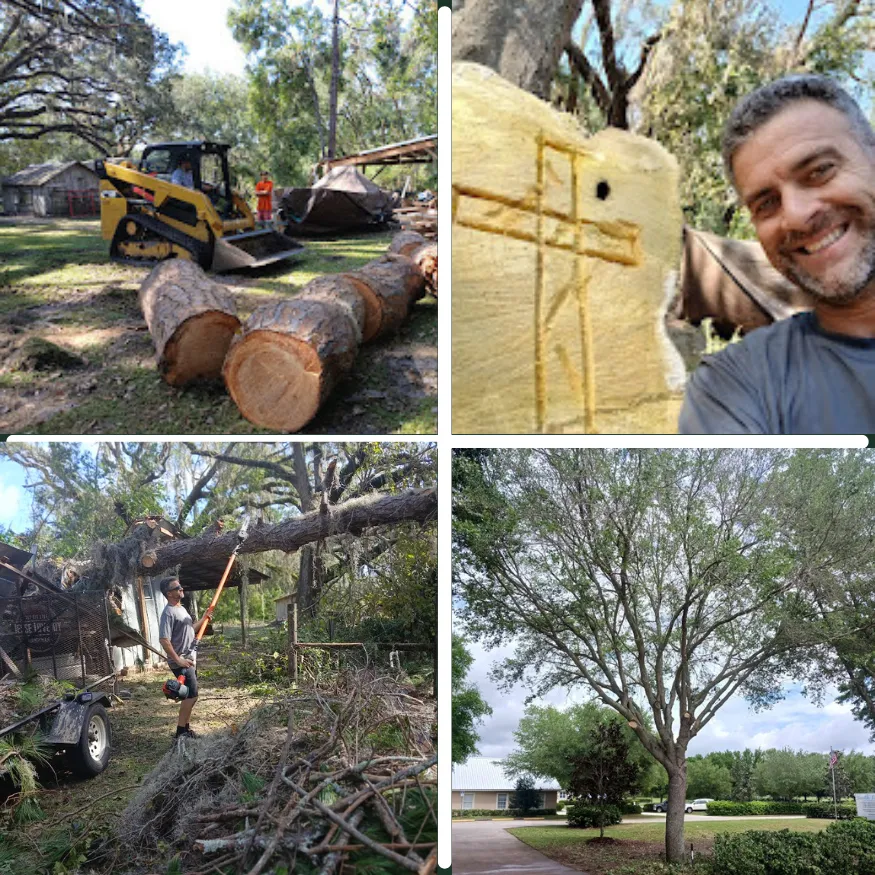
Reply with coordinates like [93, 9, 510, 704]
[2, 161, 100, 217]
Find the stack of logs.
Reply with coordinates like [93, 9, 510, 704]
[137, 231, 437, 432]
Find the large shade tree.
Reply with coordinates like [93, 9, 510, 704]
[453, 448, 871, 862]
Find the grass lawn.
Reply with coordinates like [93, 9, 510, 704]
[507, 818, 834, 874]
[0, 218, 436, 434]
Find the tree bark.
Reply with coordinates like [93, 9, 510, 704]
[297, 275, 368, 342]
[388, 232, 438, 297]
[343, 255, 425, 342]
[451, 0, 585, 99]
[138, 259, 241, 386]
[223, 297, 360, 432]
[328, 0, 341, 158]
[665, 765, 688, 864]
[141, 488, 436, 575]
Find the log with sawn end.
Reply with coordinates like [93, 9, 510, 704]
[138, 259, 241, 386]
[388, 231, 437, 297]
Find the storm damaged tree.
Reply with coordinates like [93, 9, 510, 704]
[453, 448, 859, 863]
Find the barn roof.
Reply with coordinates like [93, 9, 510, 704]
[2, 161, 97, 187]
[451, 756, 562, 791]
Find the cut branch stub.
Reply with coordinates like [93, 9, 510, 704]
[388, 232, 438, 298]
[342, 255, 426, 342]
[138, 259, 241, 386]
[223, 297, 359, 432]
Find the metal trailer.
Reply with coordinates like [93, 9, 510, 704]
[0, 679, 113, 777]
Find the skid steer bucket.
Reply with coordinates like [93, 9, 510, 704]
[212, 228, 306, 272]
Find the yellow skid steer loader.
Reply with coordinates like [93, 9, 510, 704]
[96, 141, 304, 272]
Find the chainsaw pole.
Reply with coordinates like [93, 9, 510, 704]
[195, 516, 250, 644]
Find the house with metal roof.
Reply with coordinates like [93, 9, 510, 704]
[451, 756, 562, 811]
[2, 161, 100, 217]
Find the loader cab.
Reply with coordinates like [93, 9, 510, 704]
[140, 142, 237, 217]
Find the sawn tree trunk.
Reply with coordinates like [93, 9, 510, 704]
[388, 232, 438, 297]
[138, 259, 241, 386]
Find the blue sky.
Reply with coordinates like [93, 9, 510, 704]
[462, 637, 875, 762]
[0, 458, 30, 534]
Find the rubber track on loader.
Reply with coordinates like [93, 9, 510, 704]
[110, 211, 213, 270]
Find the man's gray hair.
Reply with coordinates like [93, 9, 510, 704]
[722, 74, 875, 190]
[159, 576, 180, 598]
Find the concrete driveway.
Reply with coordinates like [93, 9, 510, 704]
[452, 819, 587, 875]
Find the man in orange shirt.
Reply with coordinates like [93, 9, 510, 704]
[255, 170, 274, 226]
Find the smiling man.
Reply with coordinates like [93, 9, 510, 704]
[679, 75, 875, 434]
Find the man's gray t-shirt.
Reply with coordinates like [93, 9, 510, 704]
[679, 311, 875, 434]
[159, 603, 195, 668]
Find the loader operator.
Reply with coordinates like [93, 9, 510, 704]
[158, 576, 213, 740]
[680, 74, 875, 433]
[170, 157, 194, 189]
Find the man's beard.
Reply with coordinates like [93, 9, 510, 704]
[775, 210, 875, 305]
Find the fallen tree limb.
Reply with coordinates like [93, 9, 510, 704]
[143, 487, 436, 574]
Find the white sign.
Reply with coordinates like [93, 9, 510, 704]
[855, 794, 875, 820]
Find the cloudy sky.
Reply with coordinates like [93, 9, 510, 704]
[0, 458, 29, 535]
[462, 636, 875, 761]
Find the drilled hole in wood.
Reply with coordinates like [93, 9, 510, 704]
[596, 181, 610, 200]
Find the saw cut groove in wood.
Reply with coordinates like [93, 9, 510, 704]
[452, 62, 685, 434]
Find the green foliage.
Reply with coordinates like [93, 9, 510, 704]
[0, 732, 49, 820]
[566, 802, 623, 830]
[754, 749, 826, 800]
[451, 808, 557, 818]
[619, 800, 644, 815]
[712, 820, 875, 875]
[802, 802, 858, 820]
[686, 757, 733, 800]
[513, 774, 541, 814]
[451, 634, 492, 764]
[707, 801, 807, 816]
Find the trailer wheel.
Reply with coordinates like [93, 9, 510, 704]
[65, 703, 111, 777]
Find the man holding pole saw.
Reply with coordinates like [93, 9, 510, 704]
[158, 517, 250, 740]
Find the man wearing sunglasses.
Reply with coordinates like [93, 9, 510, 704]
[158, 576, 214, 740]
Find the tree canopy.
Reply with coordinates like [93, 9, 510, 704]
[453, 448, 875, 862]
[451, 634, 492, 764]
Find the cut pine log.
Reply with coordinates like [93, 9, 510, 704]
[295, 275, 367, 341]
[223, 297, 359, 432]
[342, 255, 426, 342]
[138, 259, 241, 386]
[389, 232, 438, 298]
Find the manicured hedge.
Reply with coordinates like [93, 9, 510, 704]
[802, 802, 858, 820]
[619, 800, 643, 815]
[712, 819, 875, 875]
[566, 802, 623, 829]
[706, 801, 807, 816]
[451, 808, 557, 818]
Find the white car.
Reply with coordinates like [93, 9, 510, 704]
[653, 798, 713, 813]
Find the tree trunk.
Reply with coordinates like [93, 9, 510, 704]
[297, 275, 368, 342]
[328, 0, 341, 159]
[665, 765, 687, 864]
[451, 0, 584, 99]
[223, 297, 359, 432]
[297, 544, 315, 619]
[388, 232, 438, 297]
[343, 255, 426, 342]
[142, 488, 436, 574]
[137, 259, 241, 386]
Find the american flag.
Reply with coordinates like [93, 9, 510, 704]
[829, 751, 839, 768]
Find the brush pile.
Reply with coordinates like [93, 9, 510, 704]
[117, 669, 436, 874]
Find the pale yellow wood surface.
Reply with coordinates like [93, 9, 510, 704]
[452, 62, 685, 434]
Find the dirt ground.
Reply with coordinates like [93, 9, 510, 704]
[0, 218, 437, 435]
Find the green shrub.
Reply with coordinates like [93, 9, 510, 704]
[555, 799, 566, 812]
[712, 829, 824, 875]
[566, 802, 623, 829]
[451, 808, 556, 818]
[619, 799, 643, 815]
[802, 802, 857, 820]
[819, 819, 875, 874]
[706, 800, 806, 816]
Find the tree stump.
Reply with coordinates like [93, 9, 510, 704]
[223, 297, 359, 432]
[342, 255, 426, 342]
[388, 232, 438, 297]
[138, 259, 241, 386]
[452, 62, 685, 434]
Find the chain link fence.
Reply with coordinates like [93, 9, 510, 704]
[0, 591, 115, 692]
